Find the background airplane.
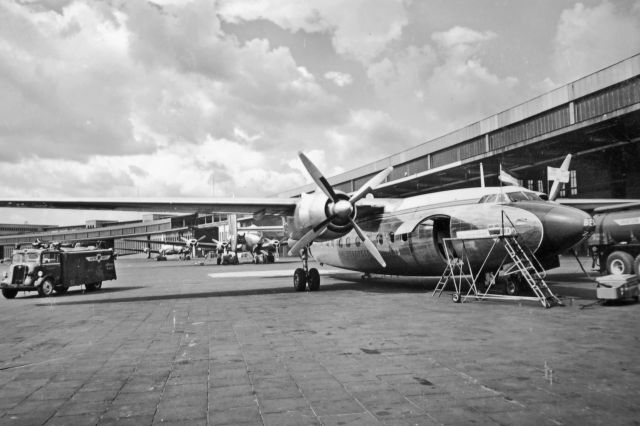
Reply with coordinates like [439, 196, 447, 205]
[125, 235, 218, 261]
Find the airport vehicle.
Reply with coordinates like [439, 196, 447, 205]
[588, 202, 640, 275]
[0, 153, 595, 293]
[595, 274, 639, 303]
[1, 246, 117, 298]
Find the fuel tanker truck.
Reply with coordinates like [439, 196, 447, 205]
[589, 202, 640, 275]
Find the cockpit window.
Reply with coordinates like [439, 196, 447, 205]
[478, 193, 509, 204]
[507, 191, 541, 202]
[507, 191, 529, 202]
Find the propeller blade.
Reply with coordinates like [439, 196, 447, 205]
[299, 152, 337, 201]
[350, 219, 386, 268]
[197, 235, 206, 241]
[287, 216, 333, 256]
[180, 237, 189, 243]
[349, 166, 393, 204]
[548, 154, 572, 201]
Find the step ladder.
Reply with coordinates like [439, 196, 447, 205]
[433, 241, 475, 301]
[502, 235, 563, 308]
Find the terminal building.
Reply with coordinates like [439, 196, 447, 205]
[0, 54, 639, 256]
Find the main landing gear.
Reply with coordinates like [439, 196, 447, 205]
[293, 247, 320, 292]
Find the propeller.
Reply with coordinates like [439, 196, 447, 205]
[288, 152, 392, 268]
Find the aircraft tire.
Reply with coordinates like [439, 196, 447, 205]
[606, 251, 634, 275]
[308, 268, 320, 291]
[505, 276, 521, 296]
[293, 268, 307, 292]
[2, 289, 17, 299]
[38, 279, 55, 297]
[452, 292, 461, 303]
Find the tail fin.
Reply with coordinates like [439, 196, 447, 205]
[228, 214, 237, 251]
[548, 154, 572, 201]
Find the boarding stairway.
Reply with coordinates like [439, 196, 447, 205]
[501, 234, 563, 308]
[433, 211, 563, 308]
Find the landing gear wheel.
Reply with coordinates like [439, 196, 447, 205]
[38, 279, 54, 297]
[2, 289, 17, 299]
[293, 268, 307, 292]
[452, 292, 461, 303]
[308, 268, 320, 291]
[505, 277, 521, 296]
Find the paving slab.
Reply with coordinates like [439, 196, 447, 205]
[0, 256, 637, 425]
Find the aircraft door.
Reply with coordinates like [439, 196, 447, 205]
[408, 216, 451, 271]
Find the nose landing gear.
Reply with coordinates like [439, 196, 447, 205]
[293, 247, 320, 292]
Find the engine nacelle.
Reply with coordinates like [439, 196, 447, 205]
[291, 192, 355, 241]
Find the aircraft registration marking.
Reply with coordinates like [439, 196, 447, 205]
[208, 269, 344, 279]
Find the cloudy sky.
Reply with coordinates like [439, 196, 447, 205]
[1, 0, 639, 225]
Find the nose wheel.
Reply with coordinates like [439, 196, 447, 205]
[293, 247, 320, 292]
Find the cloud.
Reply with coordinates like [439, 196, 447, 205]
[551, 1, 640, 84]
[367, 26, 518, 138]
[324, 71, 353, 87]
[0, 0, 350, 200]
[218, 0, 409, 63]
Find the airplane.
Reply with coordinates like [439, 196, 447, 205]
[0, 152, 597, 294]
[126, 235, 217, 260]
[212, 232, 282, 264]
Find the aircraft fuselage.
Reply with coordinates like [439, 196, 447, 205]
[309, 187, 593, 276]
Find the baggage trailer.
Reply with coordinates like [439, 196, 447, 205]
[595, 274, 639, 303]
[1, 246, 117, 299]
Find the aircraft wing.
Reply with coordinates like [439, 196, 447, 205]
[122, 239, 220, 249]
[0, 197, 299, 216]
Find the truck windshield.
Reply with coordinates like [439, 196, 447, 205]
[12, 253, 39, 264]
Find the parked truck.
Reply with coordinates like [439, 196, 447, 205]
[588, 202, 640, 275]
[1, 245, 117, 299]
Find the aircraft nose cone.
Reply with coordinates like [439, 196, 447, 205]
[540, 205, 594, 253]
[333, 199, 353, 218]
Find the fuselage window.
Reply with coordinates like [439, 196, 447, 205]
[389, 232, 395, 243]
[377, 234, 383, 245]
[401, 233, 408, 242]
[338, 239, 343, 247]
[355, 237, 361, 247]
[345, 237, 351, 247]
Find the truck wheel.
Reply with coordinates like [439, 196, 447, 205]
[85, 282, 102, 291]
[38, 279, 54, 297]
[606, 251, 634, 275]
[2, 289, 17, 299]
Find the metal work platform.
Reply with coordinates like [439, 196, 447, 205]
[433, 213, 563, 308]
